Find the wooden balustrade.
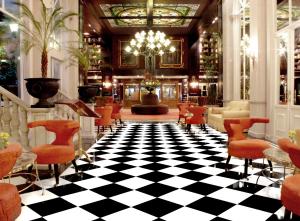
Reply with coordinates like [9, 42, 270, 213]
[0, 87, 79, 151]
[0, 86, 30, 151]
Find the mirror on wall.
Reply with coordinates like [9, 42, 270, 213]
[278, 34, 288, 104]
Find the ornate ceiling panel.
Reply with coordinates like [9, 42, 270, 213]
[100, 3, 200, 27]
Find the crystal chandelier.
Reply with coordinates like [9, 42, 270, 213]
[125, 30, 176, 57]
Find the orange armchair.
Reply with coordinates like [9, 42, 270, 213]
[106, 103, 123, 125]
[177, 103, 189, 123]
[186, 106, 207, 131]
[278, 138, 300, 219]
[95, 105, 113, 133]
[0, 143, 22, 221]
[224, 118, 272, 178]
[28, 120, 80, 185]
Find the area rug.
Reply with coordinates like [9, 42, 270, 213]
[121, 108, 179, 122]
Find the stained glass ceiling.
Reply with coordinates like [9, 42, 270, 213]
[100, 3, 200, 27]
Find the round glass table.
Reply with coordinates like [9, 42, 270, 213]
[256, 147, 294, 184]
[9, 152, 41, 193]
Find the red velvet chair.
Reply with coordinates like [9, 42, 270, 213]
[186, 106, 207, 131]
[106, 103, 123, 125]
[28, 120, 80, 185]
[177, 103, 189, 123]
[278, 138, 300, 219]
[224, 118, 272, 178]
[0, 143, 22, 221]
[95, 105, 113, 133]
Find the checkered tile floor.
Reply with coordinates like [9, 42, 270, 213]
[15, 123, 290, 221]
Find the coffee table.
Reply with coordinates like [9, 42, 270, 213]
[256, 147, 294, 184]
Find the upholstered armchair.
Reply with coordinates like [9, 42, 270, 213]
[278, 138, 300, 219]
[0, 143, 22, 221]
[186, 106, 207, 131]
[28, 120, 80, 185]
[177, 103, 189, 123]
[224, 118, 272, 178]
[95, 105, 113, 133]
[208, 100, 250, 132]
[107, 103, 123, 125]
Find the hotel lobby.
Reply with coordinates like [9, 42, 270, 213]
[1, 0, 300, 220]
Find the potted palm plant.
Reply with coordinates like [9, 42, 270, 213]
[68, 41, 101, 103]
[16, 0, 77, 107]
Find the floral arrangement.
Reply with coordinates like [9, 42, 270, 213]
[141, 79, 160, 92]
[0, 132, 9, 150]
[288, 130, 296, 143]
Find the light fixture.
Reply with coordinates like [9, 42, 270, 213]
[189, 76, 199, 88]
[125, 30, 176, 57]
[103, 76, 112, 88]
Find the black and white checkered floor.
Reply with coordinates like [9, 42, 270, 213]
[16, 123, 290, 221]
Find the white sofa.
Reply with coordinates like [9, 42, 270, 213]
[207, 100, 250, 132]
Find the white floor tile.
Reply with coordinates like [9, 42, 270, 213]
[62, 190, 106, 206]
[208, 188, 252, 204]
[162, 207, 215, 221]
[44, 207, 98, 221]
[201, 176, 238, 187]
[75, 177, 112, 189]
[103, 208, 155, 221]
[20, 190, 58, 205]
[111, 190, 154, 206]
[159, 176, 195, 188]
[16, 206, 41, 221]
[116, 177, 153, 189]
[159, 189, 203, 206]
[219, 205, 272, 221]
[159, 167, 189, 176]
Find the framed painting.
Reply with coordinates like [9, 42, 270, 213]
[119, 40, 139, 68]
[160, 39, 184, 68]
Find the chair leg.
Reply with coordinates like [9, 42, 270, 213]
[119, 119, 123, 126]
[54, 164, 60, 186]
[244, 159, 249, 178]
[187, 124, 191, 131]
[178, 117, 180, 123]
[249, 159, 252, 166]
[72, 160, 78, 173]
[268, 160, 273, 172]
[102, 126, 105, 132]
[48, 164, 52, 171]
[115, 119, 117, 125]
[110, 125, 113, 132]
[225, 155, 231, 171]
[97, 126, 100, 135]
[27, 165, 33, 182]
[284, 209, 291, 220]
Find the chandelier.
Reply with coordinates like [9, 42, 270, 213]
[125, 30, 176, 57]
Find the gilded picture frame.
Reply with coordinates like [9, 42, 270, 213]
[160, 39, 184, 68]
[119, 40, 139, 68]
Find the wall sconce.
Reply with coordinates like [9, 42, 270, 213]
[189, 76, 199, 89]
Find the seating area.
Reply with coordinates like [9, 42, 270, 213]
[1, 0, 300, 220]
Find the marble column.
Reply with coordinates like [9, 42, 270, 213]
[248, 0, 268, 138]
[222, 0, 241, 105]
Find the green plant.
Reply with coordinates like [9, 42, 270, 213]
[0, 132, 9, 150]
[15, 0, 77, 78]
[68, 41, 104, 85]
